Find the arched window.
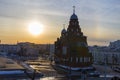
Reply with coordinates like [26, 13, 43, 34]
[80, 57, 82, 62]
[71, 57, 73, 62]
[62, 46, 67, 55]
[76, 57, 79, 63]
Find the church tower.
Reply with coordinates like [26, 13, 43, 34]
[54, 6, 93, 69]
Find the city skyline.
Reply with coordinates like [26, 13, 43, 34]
[0, 0, 120, 46]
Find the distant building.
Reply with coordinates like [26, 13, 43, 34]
[17, 42, 39, 57]
[0, 44, 17, 54]
[54, 7, 93, 70]
[89, 44, 120, 65]
[109, 40, 120, 51]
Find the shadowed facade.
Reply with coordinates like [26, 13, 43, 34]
[54, 7, 93, 68]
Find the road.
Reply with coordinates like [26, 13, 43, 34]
[24, 57, 118, 80]
[25, 58, 64, 79]
[93, 64, 120, 77]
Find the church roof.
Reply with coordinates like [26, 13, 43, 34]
[61, 28, 66, 34]
[70, 13, 78, 20]
[70, 6, 78, 20]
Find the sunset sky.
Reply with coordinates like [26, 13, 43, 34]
[0, 0, 120, 46]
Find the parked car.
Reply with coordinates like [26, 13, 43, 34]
[112, 66, 120, 73]
[87, 71, 100, 77]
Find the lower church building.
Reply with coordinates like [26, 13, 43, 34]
[54, 7, 93, 71]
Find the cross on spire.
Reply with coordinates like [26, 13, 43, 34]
[73, 6, 75, 14]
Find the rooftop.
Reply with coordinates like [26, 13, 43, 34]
[0, 57, 25, 71]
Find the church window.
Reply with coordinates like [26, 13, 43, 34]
[84, 57, 87, 62]
[62, 46, 67, 55]
[80, 57, 82, 62]
[83, 57, 85, 62]
[88, 57, 90, 62]
[71, 57, 73, 62]
[76, 57, 79, 63]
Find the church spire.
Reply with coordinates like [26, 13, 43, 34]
[61, 24, 66, 35]
[63, 24, 65, 29]
[70, 6, 78, 20]
[73, 6, 75, 14]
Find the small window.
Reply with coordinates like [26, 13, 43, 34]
[80, 57, 82, 62]
[76, 57, 79, 63]
[71, 57, 73, 62]
[62, 46, 67, 55]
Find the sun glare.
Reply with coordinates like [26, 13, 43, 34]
[28, 22, 43, 36]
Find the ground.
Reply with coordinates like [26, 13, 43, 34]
[25, 57, 120, 80]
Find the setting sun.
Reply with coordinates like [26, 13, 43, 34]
[28, 22, 43, 36]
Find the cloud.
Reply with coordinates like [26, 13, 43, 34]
[0, 0, 69, 20]
[0, 0, 120, 45]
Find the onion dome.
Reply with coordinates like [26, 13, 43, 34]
[61, 28, 66, 34]
[70, 13, 78, 20]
